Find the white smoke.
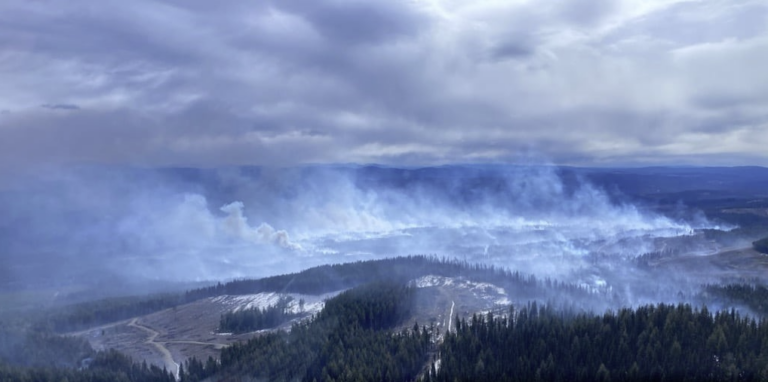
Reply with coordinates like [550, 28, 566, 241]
[0, 164, 736, 286]
[116, 194, 302, 252]
[220, 201, 302, 251]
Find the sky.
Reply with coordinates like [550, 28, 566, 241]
[1, 0, 767, 171]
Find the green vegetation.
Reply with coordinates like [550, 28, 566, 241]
[184, 255, 548, 299]
[0, 325, 92, 368]
[704, 283, 768, 316]
[0, 317, 175, 382]
[183, 281, 432, 382]
[0, 349, 174, 382]
[430, 303, 768, 382]
[753, 236, 768, 254]
[40, 256, 555, 334]
[219, 296, 300, 333]
[11, 256, 768, 381]
[43, 293, 186, 333]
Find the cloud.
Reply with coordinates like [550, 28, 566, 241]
[0, 0, 767, 170]
[270, 0, 429, 46]
[41, 103, 80, 110]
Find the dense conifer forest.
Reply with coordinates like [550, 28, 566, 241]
[0, 349, 175, 382]
[704, 284, 768, 317]
[429, 303, 768, 382]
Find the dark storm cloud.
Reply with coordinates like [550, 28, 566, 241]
[0, 0, 767, 171]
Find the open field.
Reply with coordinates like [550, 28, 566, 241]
[72, 291, 340, 372]
[71, 276, 513, 372]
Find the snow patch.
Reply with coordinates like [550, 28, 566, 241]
[495, 297, 512, 305]
[411, 275, 510, 306]
[211, 290, 344, 315]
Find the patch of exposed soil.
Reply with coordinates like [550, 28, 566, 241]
[73, 291, 340, 376]
[407, 276, 511, 335]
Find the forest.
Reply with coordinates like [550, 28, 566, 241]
[37, 255, 568, 334]
[43, 293, 186, 333]
[4, 256, 768, 381]
[703, 284, 768, 317]
[183, 255, 545, 299]
[0, 349, 175, 382]
[429, 303, 768, 382]
[219, 296, 300, 333]
[182, 281, 432, 382]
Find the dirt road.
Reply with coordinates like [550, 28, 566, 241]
[128, 318, 179, 379]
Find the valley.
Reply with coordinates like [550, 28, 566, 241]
[3, 165, 768, 381]
[62, 244, 768, 378]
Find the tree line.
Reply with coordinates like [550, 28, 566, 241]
[0, 349, 175, 382]
[42, 255, 586, 333]
[43, 293, 185, 333]
[219, 296, 301, 333]
[703, 283, 768, 317]
[181, 281, 433, 382]
[183, 255, 551, 300]
[429, 302, 768, 382]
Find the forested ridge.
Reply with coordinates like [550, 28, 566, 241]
[184, 255, 547, 299]
[182, 281, 432, 382]
[7, 256, 768, 381]
[42, 255, 768, 336]
[40, 255, 587, 333]
[430, 303, 768, 382]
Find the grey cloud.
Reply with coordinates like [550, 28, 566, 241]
[0, 3, 195, 66]
[558, 0, 617, 27]
[41, 103, 80, 110]
[603, 1, 768, 48]
[271, 0, 430, 46]
[0, 0, 767, 170]
[0, 109, 157, 168]
[491, 40, 536, 60]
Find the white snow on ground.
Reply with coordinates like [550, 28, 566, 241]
[211, 290, 344, 315]
[411, 275, 510, 306]
[495, 297, 512, 305]
[412, 275, 453, 288]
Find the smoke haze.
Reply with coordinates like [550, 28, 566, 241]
[0, 164, 735, 303]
